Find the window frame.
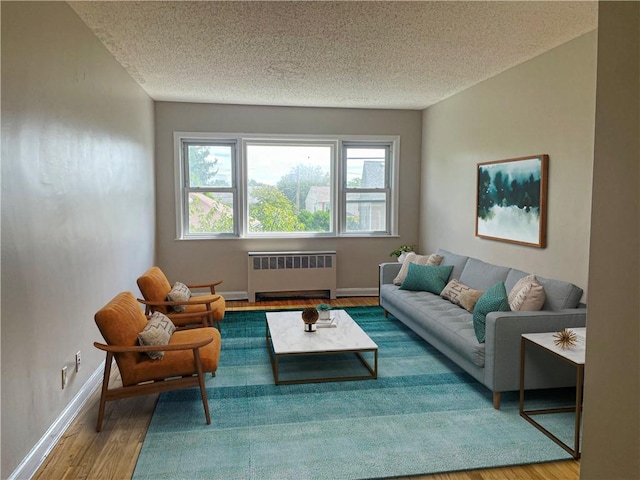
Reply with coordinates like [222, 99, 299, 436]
[341, 142, 394, 235]
[175, 134, 241, 238]
[174, 132, 400, 240]
[242, 138, 338, 237]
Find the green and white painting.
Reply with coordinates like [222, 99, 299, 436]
[476, 155, 548, 248]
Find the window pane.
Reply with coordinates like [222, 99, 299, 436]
[345, 192, 387, 232]
[246, 144, 332, 233]
[187, 144, 233, 188]
[188, 192, 234, 234]
[345, 147, 386, 188]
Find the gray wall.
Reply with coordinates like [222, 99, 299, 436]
[421, 31, 597, 297]
[581, 2, 639, 478]
[154, 103, 422, 295]
[1, 2, 155, 477]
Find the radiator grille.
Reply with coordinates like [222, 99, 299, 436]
[247, 251, 337, 302]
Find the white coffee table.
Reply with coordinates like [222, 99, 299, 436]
[265, 309, 378, 385]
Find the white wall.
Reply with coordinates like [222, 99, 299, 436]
[1, 2, 155, 477]
[421, 31, 597, 297]
[154, 103, 422, 295]
[581, 2, 639, 478]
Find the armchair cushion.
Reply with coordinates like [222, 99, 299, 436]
[127, 327, 221, 386]
[137, 266, 173, 314]
[167, 281, 191, 312]
[138, 312, 176, 359]
[95, 291, 148, 379]
[182, 293, 226, 322]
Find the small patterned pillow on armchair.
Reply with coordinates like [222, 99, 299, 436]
[167, 281, 191, 312]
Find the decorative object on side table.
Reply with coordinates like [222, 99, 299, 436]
[553, 328, 578, 349]
[301, 307, 319, 332]
[390, 244, 415, 263]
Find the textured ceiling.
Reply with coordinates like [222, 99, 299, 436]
[69, 1, 598, 110]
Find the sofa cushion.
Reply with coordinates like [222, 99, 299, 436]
[435, 249, 469, 281]
[505, 269, 583, 310]
[380, 284, 485, 367]
[538, 276, 583, 310]
[400, 263, 454, 294]
[508, 274, 545, 311]
[459, 258, 511, 291]
[504, 269, 529, 293]
[393, 252, 443, 285]
[473, 282, 510, 343]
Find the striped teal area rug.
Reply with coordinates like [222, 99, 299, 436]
[133, 307, 575, 479]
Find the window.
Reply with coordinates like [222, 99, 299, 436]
[175, 133, 399, 239]
[180, 140, 238, 237]
[245, 142, 334, 235]
[342, 144, 391, 233]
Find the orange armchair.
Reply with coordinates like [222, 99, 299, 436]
[93, 291, 221, 432]
[136, 266, 225, 330]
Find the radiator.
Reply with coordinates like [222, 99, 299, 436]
[247, 251, 337, 302]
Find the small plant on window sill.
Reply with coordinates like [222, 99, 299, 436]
[389, 245, 415, 259]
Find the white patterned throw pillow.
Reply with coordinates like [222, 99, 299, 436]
[138, 312, 176, 359]
[393, 253, 444, 285]
[167, 281, 191, 312]
[508, 274, 546, 311]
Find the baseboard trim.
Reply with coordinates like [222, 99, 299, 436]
[214, 291, 247, 301]
[336, 287, 379, 297]
[8, 362, 104, 480]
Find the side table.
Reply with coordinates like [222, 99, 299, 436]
[519, 327, 586, 459]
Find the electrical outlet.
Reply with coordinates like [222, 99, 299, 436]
[61, 366, 68, 389]
[75, 351, 81, 373]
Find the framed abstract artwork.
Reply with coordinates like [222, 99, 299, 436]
[476, 154, 548, 248]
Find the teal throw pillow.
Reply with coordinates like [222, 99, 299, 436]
[400, 263, 454, 295]
[472, 282, 510, 343]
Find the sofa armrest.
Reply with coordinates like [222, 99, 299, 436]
[483, 308, 587, 392]
[379, 262, 402, 286]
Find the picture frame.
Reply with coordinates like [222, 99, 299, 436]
[476, 154, 548, 248]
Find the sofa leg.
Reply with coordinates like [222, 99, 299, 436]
[493, 391, 501, 409]
[383, 309, 388, 318]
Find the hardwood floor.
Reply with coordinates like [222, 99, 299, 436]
[34, 297, 579, 480]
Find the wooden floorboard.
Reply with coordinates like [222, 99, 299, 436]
[34, 297, 579, 480]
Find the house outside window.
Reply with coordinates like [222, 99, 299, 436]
[175, 133, 399, 239]
[343, 144, 390, 233]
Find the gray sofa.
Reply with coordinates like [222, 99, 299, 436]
[379, 249, 587, 409]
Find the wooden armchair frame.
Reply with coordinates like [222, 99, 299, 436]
[137, 297, 222, 330]
[184, 280, 223, 294]
[94, 336, 213, 432]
